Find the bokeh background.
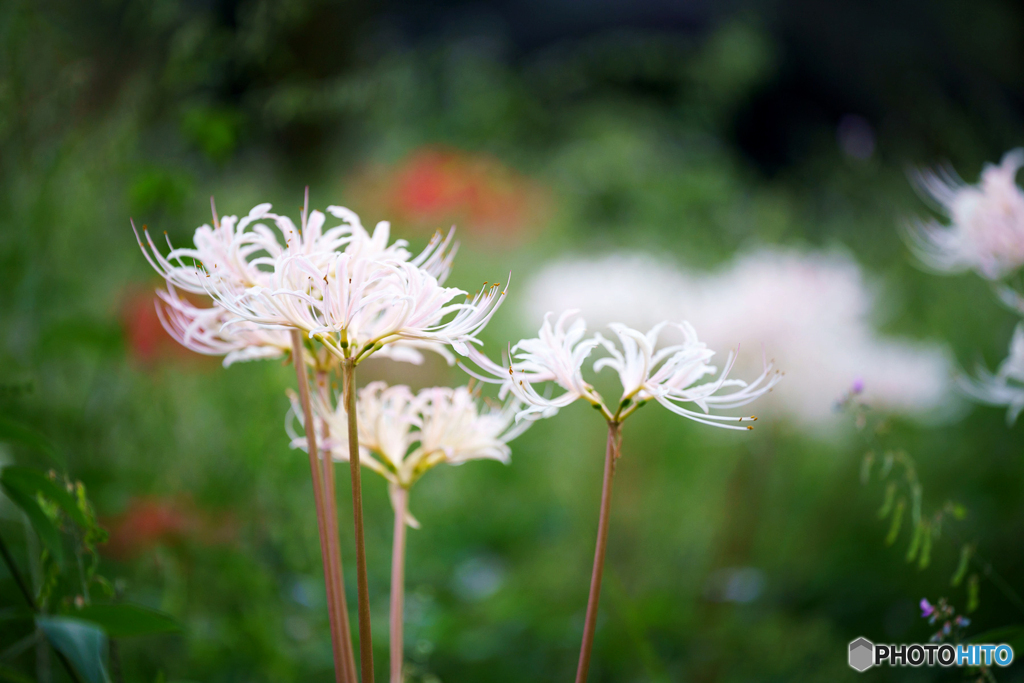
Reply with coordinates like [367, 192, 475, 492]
[2, 0, 1024, 681]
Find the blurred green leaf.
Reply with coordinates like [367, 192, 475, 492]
[37, 616, 110, 683]
[951, 544, 973, 587]
[859, 451, 873, 484]
[877, 481, 896, 519]
[3, 484, 63, 565]
[885, 497, 905, 545]
[0, 665, 36, 683]
[905, 521, 922, 563]
[2, 466, 88, 527]
[968, 574, 981, 613]
[0, 417, 63, 466]
[917, 523, 932, 570]
[74, 604, 181, 638]
[910, 482, 923, 528]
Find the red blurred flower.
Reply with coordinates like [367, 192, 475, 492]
[120, 285, 211, 366]
[350, 147, 549, 244]
[104, 495, 237, 560]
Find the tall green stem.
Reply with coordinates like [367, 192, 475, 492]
[317, 371, 359, 683]
[344, 359, 375, 683]
[575, 421, 622, 683]
[389, 487, 408, 683]
[291, 331, 352, 683]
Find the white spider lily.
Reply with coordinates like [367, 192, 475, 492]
[285, 382, 406, 482]
[326, 206, 458, 283]
[468, 312, 780, 429]
[288, 382, 526, 525]
[137, 199, 494, 366]
[155, 284, 291, 366]
[466, 310, 604, 420]
[906, 149, 1024, 280]
[413, 386, 529, 470]
[206, 253, 506, 362]
[959, 323, 1024, 424]
[595, 321, 780, 429]
[135, 202, 357, 294]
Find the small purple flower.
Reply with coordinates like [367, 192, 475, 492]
[920, 598, 934, 618]
[851, 377, 865, 394]
[943, 621, 952, 636]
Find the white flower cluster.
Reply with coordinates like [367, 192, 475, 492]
[287, 382, 527, 524]
[138, 194, 785, 683]
[137, 200, 505, 367]
[907, 150, 1024, 424]
[467, 310, 780, 429]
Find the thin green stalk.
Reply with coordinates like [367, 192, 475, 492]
[344, 359, 375, 683]
[291, 331, 351, 683]
[389, 487, 408, 683]
[575, 421, 622, 683]
[317, 371, 359, 683]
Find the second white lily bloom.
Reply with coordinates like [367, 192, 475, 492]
[468, 310, 781, 428]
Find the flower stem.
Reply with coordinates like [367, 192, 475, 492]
[317, 372, 359, 683]
[575, 421, 622, 683]
[291, 331, 351, 683]
[389, 486, 408, 683]
[343, 359, 375, 683]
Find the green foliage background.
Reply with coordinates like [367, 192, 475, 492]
[1, 0, 1023, 681]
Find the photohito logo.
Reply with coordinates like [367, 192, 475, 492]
[849, 638, 874, 672]
[848, 637, 1014, 671]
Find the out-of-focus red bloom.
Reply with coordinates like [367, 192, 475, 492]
[120, 285, 211, 366]
[104, 495, 237, 560]
[350, 147, 549, 244]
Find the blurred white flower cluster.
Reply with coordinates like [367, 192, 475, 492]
[906, 149, 1024, 280]
[522, 249, 952, 429]
[907, 150, 1024, 424]
[959, 318, 1024, 423]
[137, 200, 505, 368]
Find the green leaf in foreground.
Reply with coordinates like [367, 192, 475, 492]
[75, 603, 181, 638]
[1, 466, 88, 527]
[3, 484, 63, 565]
[37, 616, 110, 683]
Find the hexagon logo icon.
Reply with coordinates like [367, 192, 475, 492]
[849, 637, 874, 672]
